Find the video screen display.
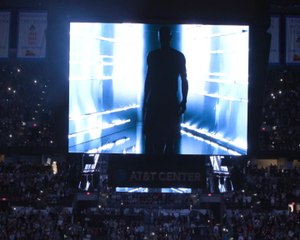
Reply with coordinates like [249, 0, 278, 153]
[68, 22, 249, 156]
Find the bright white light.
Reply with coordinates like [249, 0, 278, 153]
[115, 137, 130, 146]
[69, 23, 103, 145]
[181, 123, 244, 155]
[113, 23, 144, 106]
[102, 119, 131, 130]
[98, 142, 114, 151]
[181, 24, 211, 94]
[52, 161, 58, 175]
[68, 119, 131, 139]
[69, 104, 139, 121]
[182, 25, 249, 153]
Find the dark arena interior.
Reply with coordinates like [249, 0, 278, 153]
[1, 0, 300, 239]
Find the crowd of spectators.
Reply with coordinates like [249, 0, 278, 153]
[76, 207, 146, 240]
[225, 164, 300, 211]
[0, 207, 73, 240]
[220, 164, 300, 239]
[105, 192, 195, 209]
[0, 157, 300, 239]
[149, 209, 211, 239]
[0, 63, 57, 150]
[221, 209, 300, 240]
[0, 159, 73, 207]
[260, 68, 300, 153]
[72, 203, 213, 240]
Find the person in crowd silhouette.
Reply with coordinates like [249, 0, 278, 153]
[143, 26, 188, 154]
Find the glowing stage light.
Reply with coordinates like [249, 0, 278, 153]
[115, 187, 149, 193]
[98, 142, 114, 151]
[195, 92, 248, 103]
[128, 187, 148, 193]
[115, 137, 130, 146]
[69, 104, 139, 121]
[102, 119, 131, 130]
[82, 154, 100, 173]
[87, 137, 131, 153]
[181, 123, 244, 155]
[68, 118, 131, 139]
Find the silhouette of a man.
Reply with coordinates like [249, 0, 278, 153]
[143, 26, 188, 154]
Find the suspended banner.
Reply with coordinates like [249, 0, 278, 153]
[0, 11, 10, 58]
[286, 16, 300, 64]
[17, 11, 47, 59]
[268, 16, 280, 64]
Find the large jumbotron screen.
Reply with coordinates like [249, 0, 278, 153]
[68, 22, 249, 156]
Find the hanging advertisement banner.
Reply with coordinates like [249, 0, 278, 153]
[17, 11, 47, 58]
[268, 16, 280, 64]
[286, 16, 300, 64]
[0, 11, 10, 58]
